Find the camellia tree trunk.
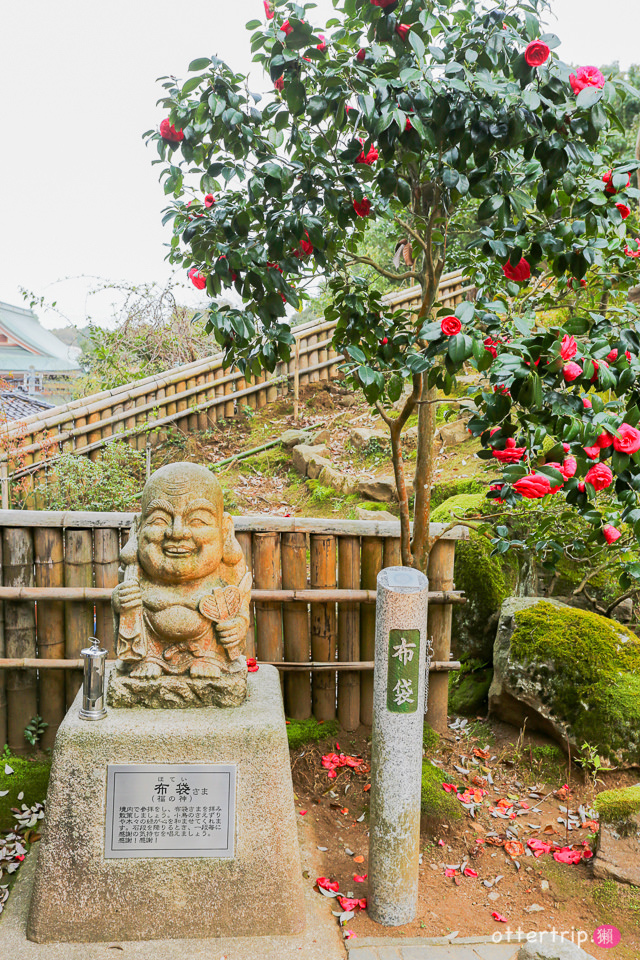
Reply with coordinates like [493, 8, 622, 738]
[146, 0, 640, 591]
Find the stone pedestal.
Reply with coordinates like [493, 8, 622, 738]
[27, 665, 304, 943]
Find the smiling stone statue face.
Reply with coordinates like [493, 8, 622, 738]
[138, 464, 225, 584]
[109, 462, 253, 706]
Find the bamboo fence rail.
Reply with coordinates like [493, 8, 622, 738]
[0, 511, 467, 751]
[0, 271, 467, 495]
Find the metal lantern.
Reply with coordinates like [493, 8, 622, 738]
[79, 636, 108, 720]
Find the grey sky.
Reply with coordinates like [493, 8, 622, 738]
[1, 0, 638, 330]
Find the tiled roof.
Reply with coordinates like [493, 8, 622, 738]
[0, 390, 55, 422]
[0, 302, 80, 373]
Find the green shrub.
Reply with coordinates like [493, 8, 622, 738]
[37, 442, 145, 511]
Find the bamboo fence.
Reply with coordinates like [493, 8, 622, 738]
[0, 511, 467, 752]
[0, 271, 469, 498]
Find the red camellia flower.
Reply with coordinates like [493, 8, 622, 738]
[502, 257, 531, 282]
[440, 315, 461, 336]
[204, 194, 215, 208]
[159, 118, 184, 142]
[624, 239, 640, 258]
[292, 231, 314, 259]
[541, 463, 565, 493]
[317, 34, 327, 51]
[606, 348, 619, 362]
[274, 76, 284, 92]
[561, 456, 577, 480]
[582, 397, 592, 409]
[246, 656, 259, 672]
[317, 877, 340, 892]
[616, 202, 631, 219]
[489, 483, 506, 504]
[563, 362, 583, 382]
[381, 337, 388, 345]
[484, 336, 499, 359]
[353, 198, 372, 217]
[603, 170, 631, 195]
[613, 422, 640, 454]
[263, 0, 274, 19]
[396, 24, 410, 41]
[585, 462, 613, 490]
[355, 140, 379, 165]
[513, 474, 553, 499]
[567, 276, 587, 289]
[603, 525, 622, 544]
[370, 0, 397, 6]
[569, 65, 605, 95]
[356, 48, 366, 62]
[560, 335, 577, 362]
[524, 40, 550, 67]
[492, 438, 526, 464]
[188, 268, 206, 290]
[280, 19, 294, 35]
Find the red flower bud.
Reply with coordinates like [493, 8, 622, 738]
[274, 76, 284, 92]
[159, 118, 184, 142]
[616, 202, 631, 219]
[353, 198, 372, 217]
[381, 337, 388, 345]
[584, 463, 613, 491]
[603, 525, 622, 544]
[560, 335, 577, 362]
[563, 362, 582, 382]
[356, 48, 367, 62]
[204, 194, 215, 208]
[440, 315, 461, 336]
[524, 40, 550, 67]
[263, 0, 274, 19]
[502, 257, 531, 282]
[188, 268, 206, 290]
[395, 24, 410, 42]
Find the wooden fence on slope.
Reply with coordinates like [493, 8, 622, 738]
[0, 511, 467, 752]
[0, 270, 469, 496]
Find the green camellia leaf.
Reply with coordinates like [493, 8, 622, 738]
[576, 86, 603, 109]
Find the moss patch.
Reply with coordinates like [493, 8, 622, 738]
[421, 760, 463, 822]
[510, 601, 640, 763]
[431, 478, 484, 509]
[423, 723, 440, 752]
[286, 717, 340, 750]
[0, 753, 51, 832]
[432, 494, 517, 660]
[449, 664, 492, 716]
[595, 786, 640, 824]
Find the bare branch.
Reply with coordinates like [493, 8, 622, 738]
[346, 256, 420, 283]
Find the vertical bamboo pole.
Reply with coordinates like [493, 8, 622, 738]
[196, 374, 208, 431]
[294, 340, 300, 423]
[224, 376, 235, 419]
[0, 534, 5, 750]
[282, 531, 311, 719]
[187, 376, 198, 432]
[1, 463, 9, 509]
[34, 528, 65, 750]
[246, 376, 257, 411]
[252, 532, 282, 663]
[299, 337, 309, 387]
[256, 372, 267, 409]
[87, 411, 101, 460]
[64, 529, 94, 706]
[310, 534, 337, 721]
[425, 539, 456, 733]
[383, 537, 402, 570]
[3, 528, 37, 755]
[338, 535, 360, 730]
[318, 337, 328, 383]
[235, 531, 255, 659]
[309, 333, 319, 383]
[215, 370, 225, 424]
[94, 528, 120, 657]
[359, 536, 384, 725]
[266, 367, 278, 404]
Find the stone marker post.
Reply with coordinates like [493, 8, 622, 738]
[368, 566, 429, 926]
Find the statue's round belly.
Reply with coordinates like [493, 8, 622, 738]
[145, 606, 209, 642]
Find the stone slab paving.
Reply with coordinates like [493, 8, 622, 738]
[347, 935, 522, 960]
[347, 934, 597, 960]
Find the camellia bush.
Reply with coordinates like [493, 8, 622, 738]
[146, 0, 640, 583]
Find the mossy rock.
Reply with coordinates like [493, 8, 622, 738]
[421, 760, 463, 824]
[286, 716, 339, 750]
[489, 597, 640, 764]
[431, 478, 484, 509]
[0, 753, 51, 832]
[431, 493, 518, 660]
[595, 785, 640, 825]
[449, 664, 492, 716]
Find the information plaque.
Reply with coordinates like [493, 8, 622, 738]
[105, 763, 236, 859]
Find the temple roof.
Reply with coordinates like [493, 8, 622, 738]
[0, 389, 55, 422]
[0, 302, 81, 373]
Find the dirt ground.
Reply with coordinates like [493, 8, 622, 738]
[291, 719, 640, 959]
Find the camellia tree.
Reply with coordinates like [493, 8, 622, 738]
[146, 0, 640, 583]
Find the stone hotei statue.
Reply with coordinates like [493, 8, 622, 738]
[112, 463, 251, 680]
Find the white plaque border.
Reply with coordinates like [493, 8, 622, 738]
[104, 763, 236, 859]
